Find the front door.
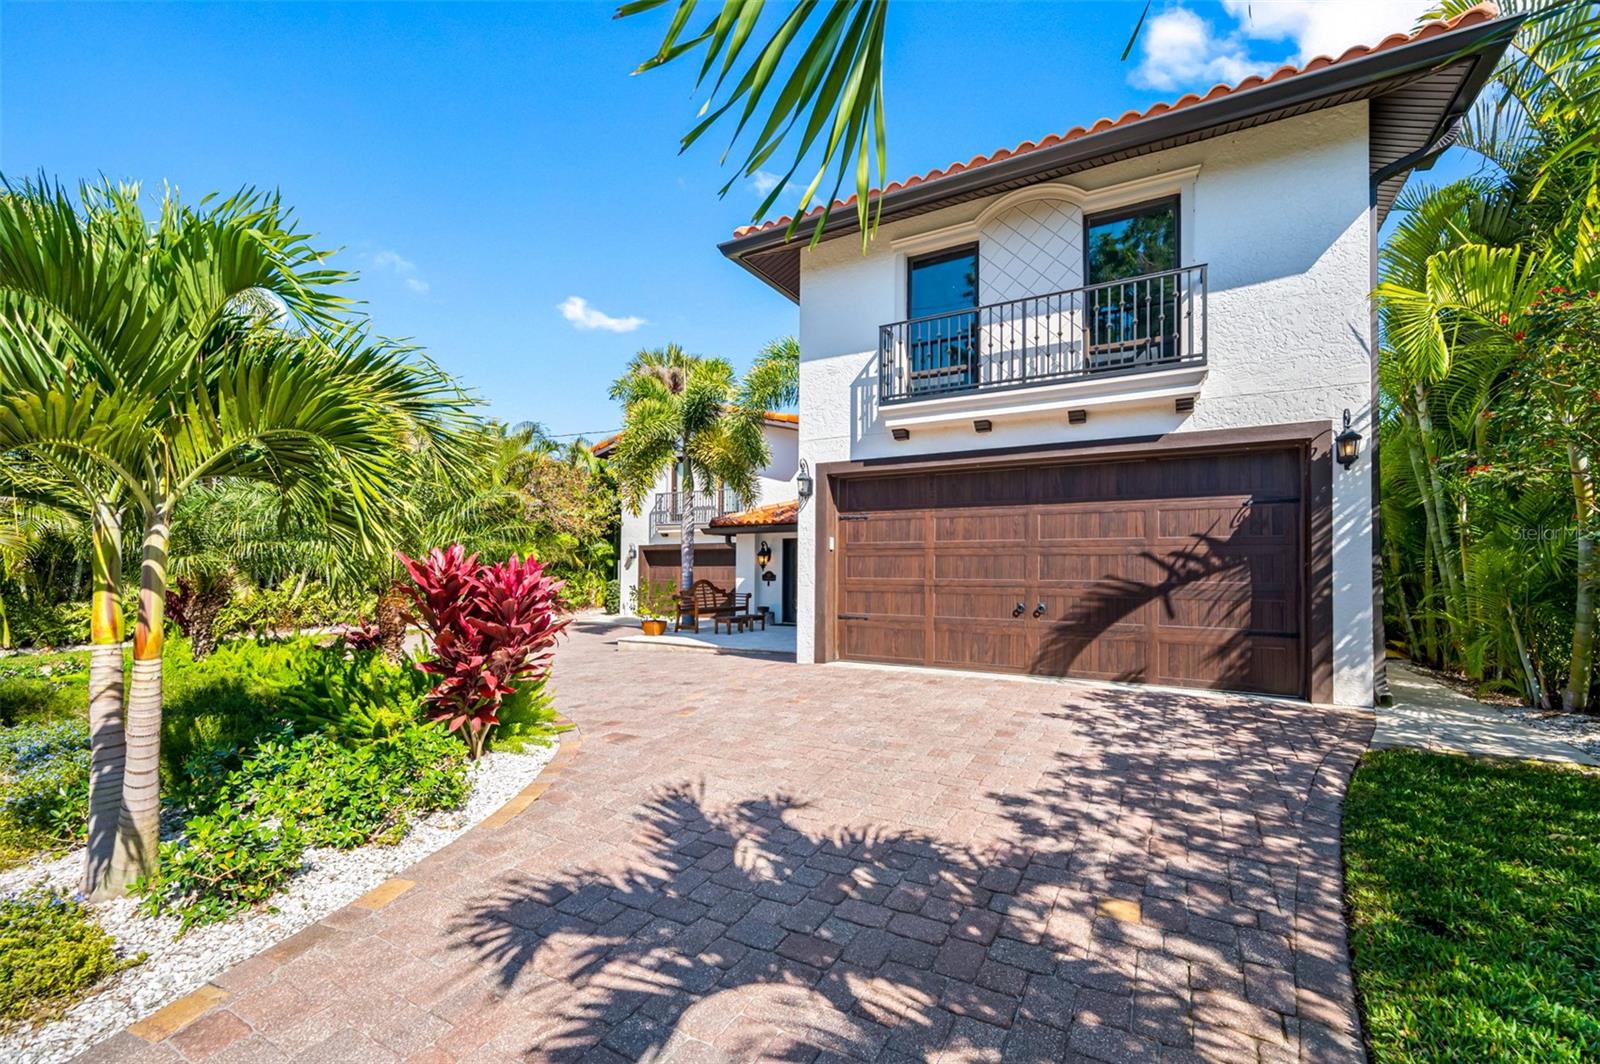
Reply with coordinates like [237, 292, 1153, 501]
[781, 538, 797, 624]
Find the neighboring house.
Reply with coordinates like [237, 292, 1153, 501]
[595, 413, 801, 623]
[717, 5, 1518, 707]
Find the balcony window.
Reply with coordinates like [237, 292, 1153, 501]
[906, 245, 979, 392]
[1085, 197, 1181, 369]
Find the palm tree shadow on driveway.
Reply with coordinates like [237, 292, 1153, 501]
[441, 679, 1343, 1062]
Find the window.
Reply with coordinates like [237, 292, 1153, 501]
[905, 245, 979, 393]
[1084, 198, 1181, 368]
[1085, 198, 1178, 283]
[908, 244, 978, 319]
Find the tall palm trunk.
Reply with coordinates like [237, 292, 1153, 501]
[1422, 538, 1439, 666]
[678, 450, 695, 592]
[1565, 443, 1597, 712]
[1386, 544, 1421, 659]
[1412, 391, 1463, 602]
[1507, 603, 1544, 709]
[108, 501, 171, 891]
[84, 505, 126, 898]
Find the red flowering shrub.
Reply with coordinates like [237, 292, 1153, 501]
[399, 545, 569, 758]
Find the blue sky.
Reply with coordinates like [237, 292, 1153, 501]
[3, 0, 1475, 439]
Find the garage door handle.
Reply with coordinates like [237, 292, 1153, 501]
[1033, 602, 1046, 618]
[1012, 602, 1025, 617]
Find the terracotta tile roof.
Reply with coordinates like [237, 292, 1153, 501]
[730, 2, 1501, 239]
[591, 411, 797, 457]
[709, 498, 799, 529]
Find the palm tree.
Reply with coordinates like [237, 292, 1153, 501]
[608, 344, 769, 593]
[0, 179, 468, 894]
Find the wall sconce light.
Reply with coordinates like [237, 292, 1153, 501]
[1336, 409, 1362, 469]
[973, 419, 993, 433]
[756, 540, 772, 570]
[626, 545, 637, 567]
[796, 459, 814, 501]
[891, 427, 911, 441]
[1067, 409, 1088, 425]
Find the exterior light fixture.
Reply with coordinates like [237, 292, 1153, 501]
[1336, 409, 1362, 469]
[973, 419, 993, 433]
[1067, 409, 1088, 425]
[626, 545, 637, 566]
[756, 540, 772, 570]
[796, 459, 814, 501]
[892, 427, 911, 441]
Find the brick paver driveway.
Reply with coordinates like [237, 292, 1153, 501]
[89, 619, 1374, 1064]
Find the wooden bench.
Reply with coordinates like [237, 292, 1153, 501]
[675, 580, 752, 634]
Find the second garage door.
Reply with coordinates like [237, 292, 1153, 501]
[639, 544, 736, 592]
[832, 449, 1305, 697]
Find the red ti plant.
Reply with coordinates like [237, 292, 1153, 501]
[399, 545, 569, 759]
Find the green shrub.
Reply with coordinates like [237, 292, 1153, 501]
[0, 653, 89, 728]
[279, 646, 432, 745]
[0, 721, 90, 854]
[213, 582, 345, 639]
[211, 727, 467, 848]
[493, 679, 566, 753]
[158, 637, 307, 784]
[0, 654, 88, 684]
[146, 722, 469, 929]
[0, 720, 88, 773]
[3, 599, 88, 649]
[0, 888, 135, 1028]
[137, 810, 306, 931]
[0, 680, 83, 728]
[602, 578, 621, 614]
[2, 749, 89, 847]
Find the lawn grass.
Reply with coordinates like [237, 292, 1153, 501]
[1344, 748, 1600, 1062]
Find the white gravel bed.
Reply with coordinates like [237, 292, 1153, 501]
[1, 740, 557, 1064]
[1495, 704, 1600, 761]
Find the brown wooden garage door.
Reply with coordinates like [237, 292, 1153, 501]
[640, 544, 735, 592]
[832, 449, 1305, 697]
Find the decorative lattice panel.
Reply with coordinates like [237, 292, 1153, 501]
[979, 197, 1084, 305]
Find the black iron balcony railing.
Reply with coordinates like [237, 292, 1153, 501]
[878, 264, 1207, 405]
[649, 490, 730, 537]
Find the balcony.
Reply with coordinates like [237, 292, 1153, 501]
[649, 490, 731, 537]
[877, 264, 1207, 408]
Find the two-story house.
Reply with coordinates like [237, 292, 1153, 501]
[717, 4, 1516, 707]
[597, 413, 802, 624]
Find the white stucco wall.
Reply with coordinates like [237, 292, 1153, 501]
[793, 103, 1376, 706]
[616, 422, 800, 611]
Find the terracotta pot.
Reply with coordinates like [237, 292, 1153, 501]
[641, 619, 668, 636]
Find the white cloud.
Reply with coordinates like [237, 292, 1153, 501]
[366, 249, 430, 296]
[558, 295, 645, 333]
[1222, 0, 1434, 64]
[749, 169, 803, 201]
[1132, 7, 1271, 91]
[1132, 1, 1434, 92]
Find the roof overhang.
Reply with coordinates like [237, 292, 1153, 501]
[712, 522, 798, 538]
[718, 12, 1521, 303]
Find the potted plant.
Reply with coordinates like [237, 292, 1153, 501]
[632, 580, 677, 636]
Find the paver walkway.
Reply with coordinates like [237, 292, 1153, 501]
[83, 620, 1374, 1064]
[1375, 662, 1598, 767]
